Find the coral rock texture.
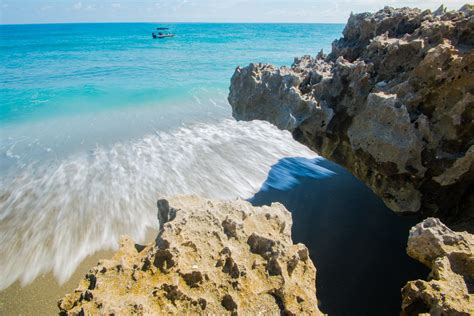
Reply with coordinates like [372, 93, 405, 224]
[401, 217, 474, 315]
[58, 196, 321, 315]
[229, 6, 474, 221]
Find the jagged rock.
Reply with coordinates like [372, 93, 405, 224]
[401, 218, 474, 315]
[58, 196, 321, 315]
[229, 6, 474, 222]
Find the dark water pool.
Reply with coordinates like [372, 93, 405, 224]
[250, 157, 429, 315]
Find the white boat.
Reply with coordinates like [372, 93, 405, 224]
[152, 27, 175, 39]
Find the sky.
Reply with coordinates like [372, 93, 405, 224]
[0, 0, 469, 24]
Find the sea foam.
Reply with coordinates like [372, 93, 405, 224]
[0, 119, 323, 290]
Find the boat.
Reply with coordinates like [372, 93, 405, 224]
[152, 27, 175, 39]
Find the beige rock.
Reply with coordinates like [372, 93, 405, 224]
[401, 218, 474, 315]
[58, 196, 321, 315]
[229, 6, 474, 221]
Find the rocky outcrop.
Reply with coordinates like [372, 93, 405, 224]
[229, 6, 474, 222]
[58, 196, 321, 315]
[401, 218, 474, 315]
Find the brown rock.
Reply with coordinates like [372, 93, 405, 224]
[229, 6, 474, 223]
[58, 196, 321, 315]
[401, 218, 474, 315]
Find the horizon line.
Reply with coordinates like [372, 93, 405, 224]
[0, 21, 347, 26]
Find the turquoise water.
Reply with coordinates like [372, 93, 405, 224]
[1, 23, 341, 124]
[1, 23, 343, 171]
[0, 23, 343, 290]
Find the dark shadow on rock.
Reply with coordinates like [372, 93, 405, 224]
[249, 157, 430, 316]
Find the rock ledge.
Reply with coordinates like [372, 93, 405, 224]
[229, 6, 474, 221]
[58, 196, 321, 315]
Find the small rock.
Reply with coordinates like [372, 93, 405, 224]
[401, 218, 474, 315]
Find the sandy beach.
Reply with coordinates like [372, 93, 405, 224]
[0, 229, 157, 315]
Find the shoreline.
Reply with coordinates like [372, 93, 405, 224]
[0, 250, 113, 315]
[1, 5, 472, 315]
[0, 228, 158, 315]
[0, 155, 424, 316]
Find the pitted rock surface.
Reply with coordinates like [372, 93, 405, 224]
[58, 196, 321, 315]
[229, 6, 474, 222]
[402, 218, 474, 315]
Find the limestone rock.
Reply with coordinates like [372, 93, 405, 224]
[401, 218, 474, 315]
[229, 6, 474, 222]
[58, 196, 321, 315]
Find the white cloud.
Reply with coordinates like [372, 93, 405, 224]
[1, 0, 471, 24]
[171, 0, 190, 12]
[73, 2, 83, 10]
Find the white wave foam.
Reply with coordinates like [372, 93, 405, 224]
[0, 119, 317, 290]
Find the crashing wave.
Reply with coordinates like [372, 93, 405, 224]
[0, 119, 328, 290]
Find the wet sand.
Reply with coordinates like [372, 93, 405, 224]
[0, 229, 157, 315]
[0, 250, 113, 315]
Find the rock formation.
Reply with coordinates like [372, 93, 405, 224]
[401, 218, 474, 315]
[229, 6, 474, 223]
[58, 196, 321, 315]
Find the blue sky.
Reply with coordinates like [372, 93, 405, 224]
[0, 1, 468, 24]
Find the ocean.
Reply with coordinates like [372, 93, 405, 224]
[0, 23, 344, 290]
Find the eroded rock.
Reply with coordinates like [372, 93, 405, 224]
[229, 6, 474, 222]
[402, 218, 474, 315]
[58, 196, 321, 315]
